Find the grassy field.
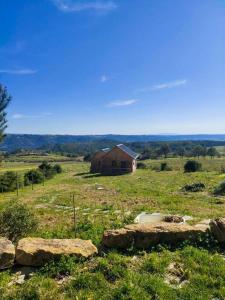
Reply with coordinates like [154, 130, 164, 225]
[0, 157, 225, 299]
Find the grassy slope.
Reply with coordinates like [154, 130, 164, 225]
[0, 157, 225, 299]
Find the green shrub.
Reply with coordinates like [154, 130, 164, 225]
[184, 160, 202, 173]
[214, 180, 225, 196]
[0, 201, 38, 242]
[160, 162, 172, 171]
[24, 169, 44, 186]
[182, 182, 205, 192]
[53, 164, 63, 174]
[137, 162, 147, 169]
[38, 161, 56, 179]
[0, 171, 18, 192]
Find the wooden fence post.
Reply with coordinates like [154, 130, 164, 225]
[72, 193, 76, 238]
[16, 172, 19, 197]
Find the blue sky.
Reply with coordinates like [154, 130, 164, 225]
[0, 0, 225, 134]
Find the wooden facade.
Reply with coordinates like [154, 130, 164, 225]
[91, 144, 138, 175]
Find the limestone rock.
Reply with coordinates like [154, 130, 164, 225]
[210, 218, 225, 243]
[103, 222, 208, 249]
[194, 219, 211, 231]
[0, 238, 15, 269]
[16, 238, 98, 266]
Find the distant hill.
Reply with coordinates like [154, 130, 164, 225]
[1, 134, 225, 152]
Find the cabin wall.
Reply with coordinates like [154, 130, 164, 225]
[90, 152, 106, 173]
[101, 148, 134, 174]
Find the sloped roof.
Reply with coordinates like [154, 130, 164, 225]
[116, 144, 139, 159]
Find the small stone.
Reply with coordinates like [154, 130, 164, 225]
[165, 262, 188, 288]
[8, 272, 26, 286]
[16, 274, 26, 285]
[163, 215, 184, 223]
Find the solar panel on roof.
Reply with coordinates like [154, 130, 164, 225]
[101, 148, 110, 152]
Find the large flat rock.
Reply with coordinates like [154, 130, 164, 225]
[102, 223, 208, 249]
[210, 218, 225, 243]
[16, 238, 98, 266]
[0, 238, 15, 269]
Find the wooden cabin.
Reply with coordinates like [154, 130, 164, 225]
[91, 144, 139, 175]
[90, 148, 110, 173]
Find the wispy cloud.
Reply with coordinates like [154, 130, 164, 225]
[100, 75, 110, 83]
[0, 40, 26, 55]
[107, 99, 138, 108]
[12, 112, 52, 120]
[138, 79, 187, 93]
[51, 0, 117, 13]
[0, 69, 37, 75]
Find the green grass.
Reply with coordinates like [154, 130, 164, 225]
[0, 157, 225, 299]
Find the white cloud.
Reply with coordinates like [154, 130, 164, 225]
[12, 112, 52, 120]
[12, 114, 24, 120]
[138, 79, 187, 93]
[100, 75, 109, 83]
[51, 0, 117, 13]
[0, 69, 37, 75]
[107, 99, 138, 107]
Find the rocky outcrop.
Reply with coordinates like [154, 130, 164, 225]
[16, 238, 98, 266]
[210, 218, 225, 243]
[102, 222, 208, 249]
[0, 238, 15, 269]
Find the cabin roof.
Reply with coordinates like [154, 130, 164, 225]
[101, 148, 110, 153]
[116, 144, 139, 159]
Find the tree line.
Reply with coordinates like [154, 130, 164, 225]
[138, 143, 220, 160]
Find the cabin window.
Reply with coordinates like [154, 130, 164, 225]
[98, 161, 101, 167]
[120, 161, 127, 169]
[112, 160, 117, 167]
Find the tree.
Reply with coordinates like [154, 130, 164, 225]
[159, 144, 170, 158]
[184, 160, 202, 173]
[24, 169, 45, 186]
[0, 84, 11, 142]
[177, 147, 186, 158]
[0, 201, 37, 242]
[38, 161, 56, 179]
[53, 164, 63, 173]
[207, 147, 218, 159]
[192, 145, 205, 159]
[0, 171, 19, 192]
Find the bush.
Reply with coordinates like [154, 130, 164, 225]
[160, 162, 172, 171]
[137, 162, 147, 169]
[24, 169, 45, 186]
[184, 160, 202, 173]
[182, 182, 205, 192]
[0, 171, 18, 192]
[53, 164, 63, 174]
[213, 180, 225, 196]
[38, 161, 56, 179]
[0, 201, 37, 242]
[83, 154, 92, 162]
